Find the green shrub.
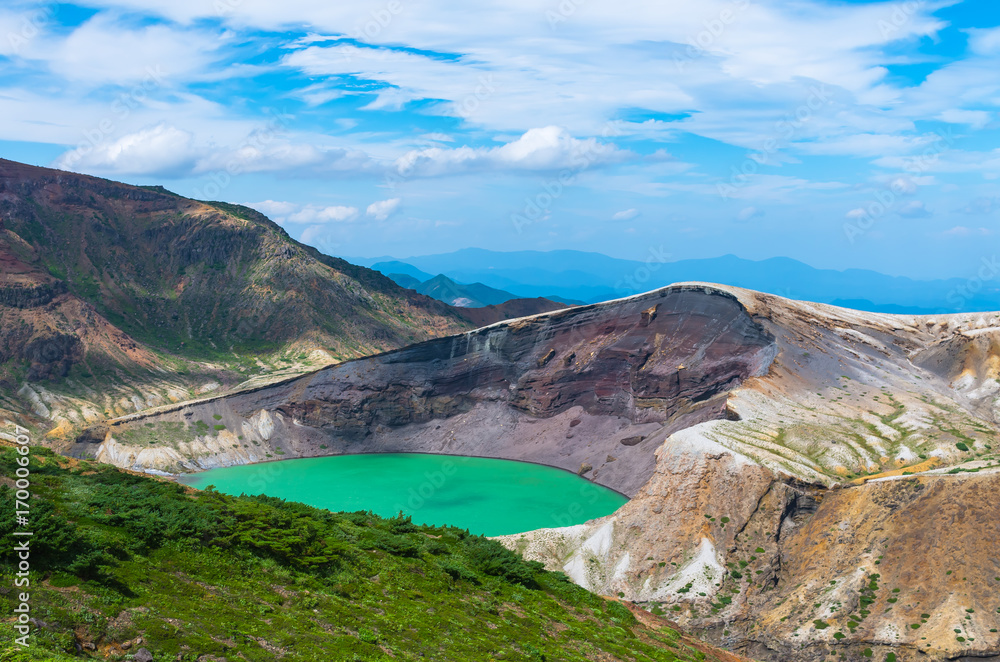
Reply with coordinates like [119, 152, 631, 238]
[604, 601, 636, 626]
[389, 515, 420, 534]
[368, 530, 422, 558]
[440, 560, 480, 584]
[463, 536, 544, 588]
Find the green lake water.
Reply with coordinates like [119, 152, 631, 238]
[179, 453, 628, 536]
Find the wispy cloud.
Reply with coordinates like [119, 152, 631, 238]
[611, 208, 639, 221]
[366, 198, 401, 221]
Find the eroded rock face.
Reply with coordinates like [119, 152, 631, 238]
[23, 333, 82, 380]
[272, 286, 776, 430]
[727, 473, 1000, 662]
[85, 285, 777, 496]
[495, 286, 1000, 662]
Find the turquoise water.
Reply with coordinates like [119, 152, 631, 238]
[179, 453, 627, 536]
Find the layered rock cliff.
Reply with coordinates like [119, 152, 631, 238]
[78, 284, 777, 497]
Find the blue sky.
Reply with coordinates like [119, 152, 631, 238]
[2, 0, 999, 279]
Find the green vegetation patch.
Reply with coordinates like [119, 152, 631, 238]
[113, 422, 189, 447]
[0, 448, 716, 661]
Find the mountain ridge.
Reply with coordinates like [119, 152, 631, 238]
[0, 158, 476, 439]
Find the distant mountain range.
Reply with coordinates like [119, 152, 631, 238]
[374, 260, 579, 309]
[378, 269, 518, 308]
[347, 249, 1000, 314]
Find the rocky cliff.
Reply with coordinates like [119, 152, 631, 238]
[77, 285, 776, 496]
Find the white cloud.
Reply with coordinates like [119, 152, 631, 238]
[937, 109, 991, 129]
[246, 201, 359, 225]
[249, 200, 299, 217]
[52, 122, 634, 180]
[794, 133, 939, 158]
[14, 13, 218, 84]
[889, 176, 919, 195]
[874, 148, 1000, 180]
[289, 205, 359, 223]
[611, 208, 639, 221]
[967, 27, 1000, 56]
[366, 198, 401, 221]
[300, 224, 331, 247]
[392, 126, 630, 177]
[897, 200, 931, 218]
[706, 174, 847, 201]
[845, 208, 867, 220]
[53, 123, 199, 176]
[53, 123, 381, 178]
[421, 133, 455, 143]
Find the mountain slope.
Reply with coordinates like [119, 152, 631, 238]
[0, 158, 472, 436]
[0, 445, 749, 662]
[0, 159, 465, 359]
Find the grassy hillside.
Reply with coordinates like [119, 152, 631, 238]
[0, 159, 466, 364]
[0, 446, 740, 662]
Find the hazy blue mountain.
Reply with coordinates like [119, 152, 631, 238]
[371, 260, 435, 282]
[416, 274, 518, 307]
[376, 264, 580, 309]
[344, 249, 1000, 313]
[386, 273, 423, 290]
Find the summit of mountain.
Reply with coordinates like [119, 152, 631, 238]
[0, 158, 473, 435]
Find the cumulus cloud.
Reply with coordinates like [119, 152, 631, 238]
[611, 208, 639, 221]
[53, 123, 380, 179]
[247, 201, 359, 224]
[845, 208, 867, 220]
[52, 123, 199, 177]
[366, 198, 401, 221]
[290, 205, 359, 223]
[392, 126, 631, 177]
[937, 109, 992, 129]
